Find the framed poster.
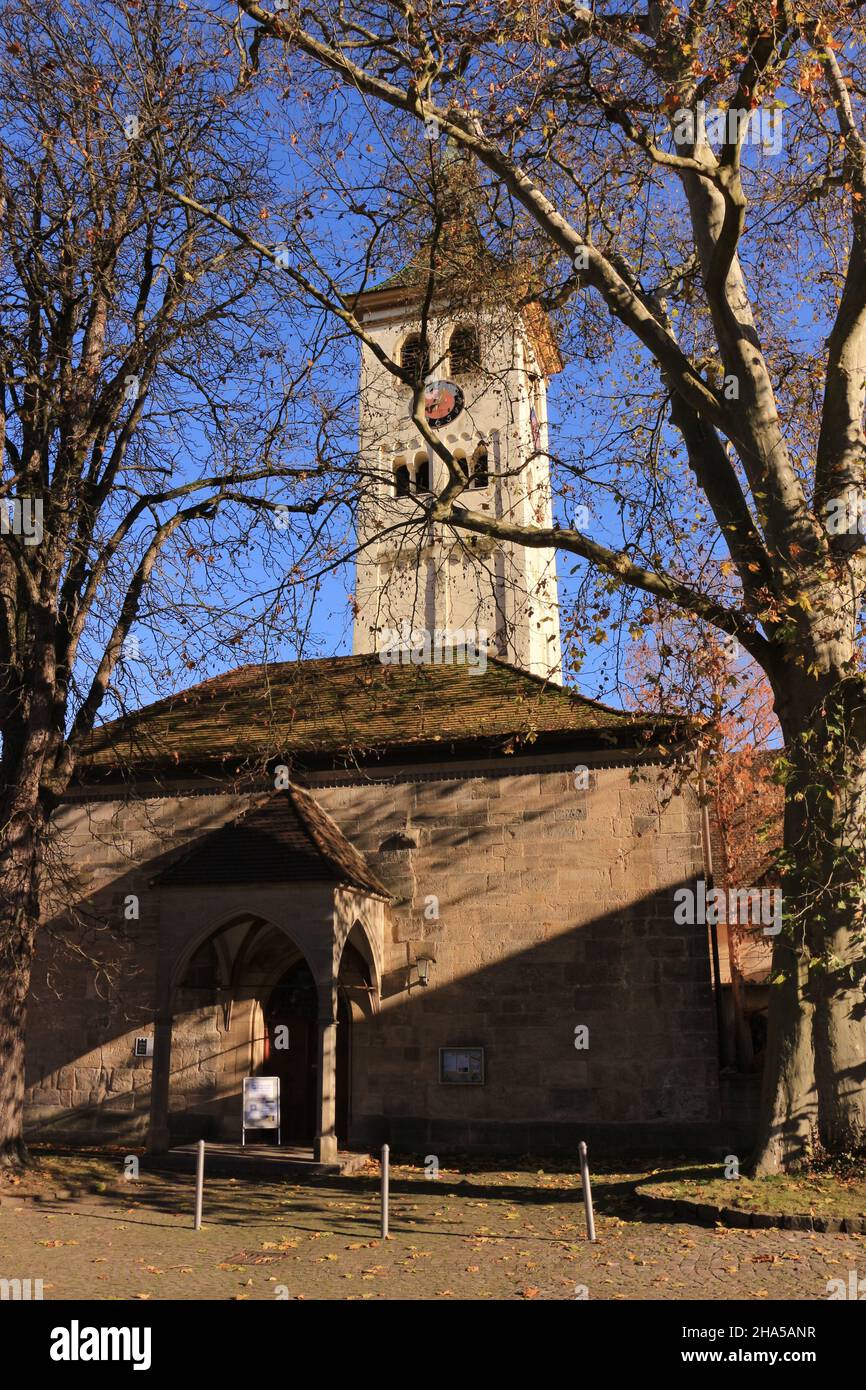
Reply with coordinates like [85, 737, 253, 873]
[243, 1076, 280, 1132]
[439, 1047, 485, 1085]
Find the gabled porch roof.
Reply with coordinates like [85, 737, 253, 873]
[151, 785, 389, 899]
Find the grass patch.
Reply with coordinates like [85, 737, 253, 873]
[643, 1161, 866, 1219]
[0, 1144, 143, 1195]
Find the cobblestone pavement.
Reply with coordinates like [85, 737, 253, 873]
[0, 1163, 862, 1301]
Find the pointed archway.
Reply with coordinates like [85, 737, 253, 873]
[147, 785, 390, 1158]
[261, 959, 351, 1146]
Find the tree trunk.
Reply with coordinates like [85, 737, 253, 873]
[0, 792, 43, 1169]
[750, 941, 816, 1174]
[0, 945, 34, 1168]
[752, 672, 866, 1172]
[809, 677, 866, 1152]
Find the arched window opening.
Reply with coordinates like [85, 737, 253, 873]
[453, 451, 469, 483]
[266, 958, 318, 1026]
[471, 444, 489, 489]
[179, 938, 220, 993]
[449, 324, 480, 375]
[394, 461, 411, 497]
[414, 452, 431, 492]
[401, 332, 429, 381]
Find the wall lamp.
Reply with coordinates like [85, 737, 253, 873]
[414, 954, 435, 988]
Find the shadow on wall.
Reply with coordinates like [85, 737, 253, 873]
[24, 764, 776, 1158]
[23, 877, 761, 1157]
[355, 881, 731, 1157]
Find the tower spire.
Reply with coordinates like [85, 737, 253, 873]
[350, 194, 564, 683]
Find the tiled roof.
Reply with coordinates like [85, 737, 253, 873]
[79, 652, 676, 777]
[347, 154, 563, 375]
[361, 220, 493, 297]
[153, 785, 389, 897]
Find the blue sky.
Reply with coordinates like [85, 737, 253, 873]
[95, 13, 810, 728]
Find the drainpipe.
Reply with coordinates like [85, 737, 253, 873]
[698, 763, 729, 1070]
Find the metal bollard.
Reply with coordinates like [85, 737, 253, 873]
[579, 1140, 596, 1242]
[380, 1142, 389, 1239]
[194, 1139, 205, 1231]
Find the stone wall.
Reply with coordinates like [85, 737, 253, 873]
[310, 759, 720, 1153]
[25, 792, 259, 1142]
[25, 753, 721, 1154]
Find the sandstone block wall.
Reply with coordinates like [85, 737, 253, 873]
[25, 755, 720, 1154]
[311, 760, 719, 1152]
[25, 792, 259, 1142]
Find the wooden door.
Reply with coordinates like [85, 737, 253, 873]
[262, 962, 352, 1148]
[263, 961, 318, 1145]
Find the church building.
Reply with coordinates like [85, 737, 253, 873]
[23, 210, 727, 1166]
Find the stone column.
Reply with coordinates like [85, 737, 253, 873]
[313, 1013, 338, 1164]
[148, 1013, 173, 1154]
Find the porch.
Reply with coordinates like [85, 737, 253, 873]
[146, 787, 389, 1165]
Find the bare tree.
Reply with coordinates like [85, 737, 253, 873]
[224, 0, 866, 1172]
[0, 0, 354, 1164]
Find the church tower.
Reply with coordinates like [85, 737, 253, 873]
[350, 181, 563, 683]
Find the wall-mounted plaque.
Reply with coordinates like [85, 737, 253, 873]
[439, 1046, 485, 1084]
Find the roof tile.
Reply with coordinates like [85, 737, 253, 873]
[81, 653, 667, 775]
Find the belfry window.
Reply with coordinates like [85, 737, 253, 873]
[401, 332, 429, 381]
[414, 452, 431, 493]
[394, 461, 411, 497]
[471, 444, 489, 490]
[449, 324, 480, 375]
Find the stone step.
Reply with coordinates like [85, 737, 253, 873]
[149, 1143, 371, 1181]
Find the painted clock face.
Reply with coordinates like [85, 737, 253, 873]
[424, 379, 464, 428]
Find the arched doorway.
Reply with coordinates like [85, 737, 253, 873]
[262, 959, 350, 1146]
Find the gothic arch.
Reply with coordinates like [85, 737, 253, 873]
[152, 894, 384, 1159]
[168, 911, 316, 1001]
[334, 902, 383, 1003]
[337, 920, 380, 1014]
